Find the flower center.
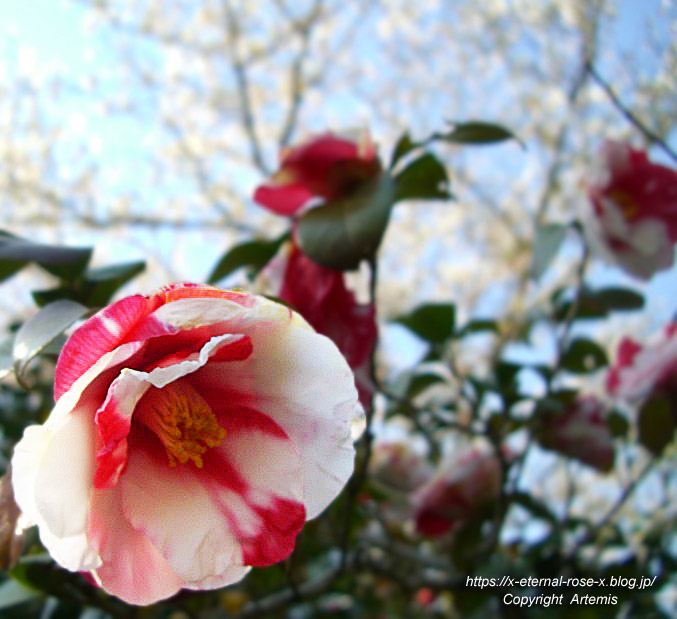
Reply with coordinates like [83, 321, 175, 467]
[139, 381, 226, 468]
[609, 189, 639, 220]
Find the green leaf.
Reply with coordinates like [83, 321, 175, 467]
[0, 579, 39, 609]
[554, 286, 645, 322]
[296, 173, 396, 270]
[0, 338, 12, 381]
[394, 303, 455, 343]
[0, 231, 92, 282]
[208, 234, 287, 284]
[511, 491, 557, 523]
[393, 153, 450, 202]
[389, 132, 420, 169]
[456, 319, 499, 337]
[607, 410, 630, 438]
[406, 372, 446, 398]
[638, 395, 675, 456]
[10, 556, 92, 606]
[13, 300, 89, 381]
[560, 338, 608, 374]
[531, 223, 567, 280]
[32, 261, 146, 308]
[438, 121, 523, 147]
[495, 361, 522, 389]
[594, 287, 644, 311]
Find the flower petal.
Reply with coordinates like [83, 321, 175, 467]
[54, 295, 163, 401]
[120, 447, 242, 583]
[88, 487, 183, 606]
[193, 303, 359, 519]
[203, 407, 305, 566]
[12, 408, 101, 571]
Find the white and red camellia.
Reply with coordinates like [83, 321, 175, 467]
[587, 140, 677, 279]
[11, 284, 360, 605]
[412, 446, 502, 537]
[253, 131, 381, 216]
[258, 240, 377, 408]
[538, 396, 614, 472]
[607, 322, 677, 402]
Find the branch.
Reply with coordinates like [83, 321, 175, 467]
[223, 2, 270, 175]
[586, 62, 677, 164]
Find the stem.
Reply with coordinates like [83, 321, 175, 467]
[586, 62, 677, 164]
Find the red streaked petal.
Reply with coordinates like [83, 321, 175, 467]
[120, 447, 242, 583]
[54, 295, 162, 401]
[88, 487, 183, 606]
[202, 407, 305, 566]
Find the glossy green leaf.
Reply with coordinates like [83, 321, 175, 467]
[32, 261, 146, 308]
[554, 286, 645, 322]
[638, 395, 675, 456]
[560, 338, 608, 374]
[296, 173, 396, 270]
[531, 223, 567, 280]
[208, 234, 287, 284]
[394, 303, 455, 343]
[0, 231, 92, 282]
[13, 300, 89, 380]
[389, 132, 419, 169]
[438, 121, 523, 147]
[607, 410, 630, 438]
[393, 153, 450, 202]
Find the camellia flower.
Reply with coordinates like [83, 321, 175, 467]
[253, 131, 381, 216]
[538, 396, 614, 472]
[607, 323, 677, 401]
[259, 241, 377, 407]
[607, 324, 677, 453]
[587, 140, 677, 279]
[412, 446, 502, 537]
[11, 284, 360, 605]
[369, 441, 433, 494]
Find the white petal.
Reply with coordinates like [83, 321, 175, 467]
[12, 409, 101, 571]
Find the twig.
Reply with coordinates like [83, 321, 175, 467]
[586, 61, 677, 164]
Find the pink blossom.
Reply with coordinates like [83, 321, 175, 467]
[253, 132, 381, 216]
[587, 140, 677, 279]
[11, 284, 360, 605]
[369, 441, 433, 493]
[260, 241, 377, 407]
[607, 323, 677, 402]
[412, 447, 502, 537]
[539, 396, 614, 472]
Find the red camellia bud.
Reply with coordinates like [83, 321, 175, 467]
[587, 140, 677, 279]
[539, 396, 614, 472]
[254, 131, 381, 216]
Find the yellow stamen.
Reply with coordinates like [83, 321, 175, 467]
[609, 189, 639, 220]
[139, 382, 226, 468]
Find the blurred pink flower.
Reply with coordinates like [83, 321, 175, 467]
[413, 447, 502, 537]
[254, 131, 381, 216]
[11, 284, 359, 605]
[369, 441, 433, 493]
[607, 322, 677, 401]
[587, 140, 677, 279]
[539, 396, 614, 472]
